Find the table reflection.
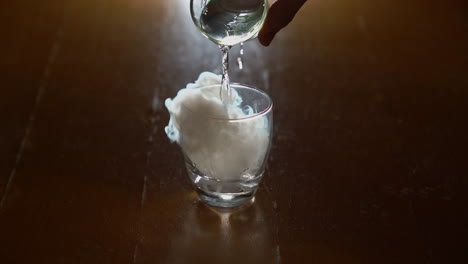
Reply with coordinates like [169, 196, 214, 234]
[167, 194, 280, 264]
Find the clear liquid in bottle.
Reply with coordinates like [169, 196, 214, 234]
[199, 0, 268, 46]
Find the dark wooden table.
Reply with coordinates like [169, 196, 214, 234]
[1, 0, 467, 263]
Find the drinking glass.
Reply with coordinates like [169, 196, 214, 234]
[175, 83, 273, 207]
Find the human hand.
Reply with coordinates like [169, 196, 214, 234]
[258, 0, 307, 46]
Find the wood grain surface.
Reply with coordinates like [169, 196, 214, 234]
[1, 0, 467, 263]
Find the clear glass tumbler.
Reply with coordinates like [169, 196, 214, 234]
[177, 83, 273, 207]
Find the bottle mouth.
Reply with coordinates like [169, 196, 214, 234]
[177, 83, 273, 122]
[190, 0, 269, 46]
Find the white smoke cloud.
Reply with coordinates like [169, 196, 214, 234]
[165, 72, 270, 180]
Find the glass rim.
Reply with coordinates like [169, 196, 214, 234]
[179, 82, 273, 123]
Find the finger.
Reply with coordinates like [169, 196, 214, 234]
[259, 0, 307, 46]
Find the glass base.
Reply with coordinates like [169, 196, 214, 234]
[186, 164, 264, 208]
[195, 188, 256, 208]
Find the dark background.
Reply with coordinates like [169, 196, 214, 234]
[1, 0, 467, 263]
